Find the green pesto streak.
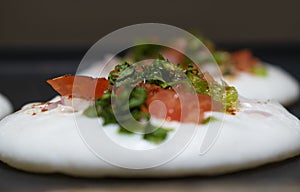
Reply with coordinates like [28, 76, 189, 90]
[84, 57, 238, 144]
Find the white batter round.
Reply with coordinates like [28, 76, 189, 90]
[0, 97, 299, 177]
[225, 64, 299, 106]
[0, 93, 13, 119]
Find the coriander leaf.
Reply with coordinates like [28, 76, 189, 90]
[209, 83, 238, 111]
[157, 53, 165, 60]
[95, 92, 118, 125]
[187, 72, 209, 94]
[83, 106, 98, 117]
[143, 127, 171, 144]
[128, 87, 147, 108]
[224, 86, 239, 109]
[202, 116, 218, 124]
[130, 44, 162, 62]
[252, 65, 268, 77]
[118, 126, 135, 135]
[212, 51, 230, 65]
[108, 62, 132, 85]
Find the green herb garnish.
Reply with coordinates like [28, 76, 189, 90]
[84, 57, 239, 144]
[202, 116, 218, 124]
[109, 57, 188, 89]
[212, 51, 230, 65]
[252, 65, 268, 77]
[83, 82, 170, 144]
[143, 127, 171, 144]
[208, 82, 239, 111]
[185, 63, 209, 95]
[130, 44, 162, 62]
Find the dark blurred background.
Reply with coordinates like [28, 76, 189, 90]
[0, 0, 299, 108]
[0, 0, 300, 47]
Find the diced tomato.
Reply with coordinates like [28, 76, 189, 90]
[47, 75, 109, 100]
[231, 49, 260, 72]
[146, 89, 218, 123]
[142, 84, 162, 98]
[162, 48, 186, 64]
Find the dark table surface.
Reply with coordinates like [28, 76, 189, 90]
[0, 46, 299, 192]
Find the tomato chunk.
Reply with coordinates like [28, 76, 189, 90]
[162, 48, 186, 64]
[231, 49, 260, 72]
[47, 75, 109, 100]
[146, 89, 218, 123]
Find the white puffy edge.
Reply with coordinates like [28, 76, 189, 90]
[225, 64, 299, 106]
[0, 93, 13, 119]
[0, 97, 299, 178]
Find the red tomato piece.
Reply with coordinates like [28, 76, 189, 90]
[231, 49, 260, 72]
[146, 89, 216, 123]
[47, 75, 109, 100]
[162, 48, 186, 64]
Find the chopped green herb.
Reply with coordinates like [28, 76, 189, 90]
[84, 82, 171, 143]
[109, 57, 189, 89]
[118, 126, 135, 135]
[186, 71, 209, 94]
[112, 86, 149, 122]
[94, 92, 118, 125]
[108, 62, 132, 85]
[83, 105, 98, 118]
[130, 44, 162, 62]
[209, 83, 238, 111]
[143, 127, 172, 144]
[202, 116, 218, 124]
[252, 65, 268, 77]
[212, 51, 230, 65]
[224, 86, 239, 109]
